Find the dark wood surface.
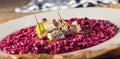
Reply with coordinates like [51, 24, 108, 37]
[0, 0, 34, 24]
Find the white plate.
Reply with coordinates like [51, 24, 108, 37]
[0, 7, 120, 56]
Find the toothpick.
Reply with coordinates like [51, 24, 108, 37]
[57, 11, 62, 19]
[35, 16, 41, 32]
[57, 11, 66, 24]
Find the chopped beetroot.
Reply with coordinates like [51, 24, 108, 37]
[0, 18, 118, 55]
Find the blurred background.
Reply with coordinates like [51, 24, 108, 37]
[1, 0, 120, 24]
[0, 0, 32, 23]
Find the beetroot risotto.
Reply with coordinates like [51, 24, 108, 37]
[0, 18, 118, 55]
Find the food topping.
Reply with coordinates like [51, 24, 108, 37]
[47, 30, 65, 41]
[42, 18, 47, 22]
[42, 22, 57, 32]
[36, 23, 45, 38]
[71, 21, 81, 33]
[36, 18, 82, 40]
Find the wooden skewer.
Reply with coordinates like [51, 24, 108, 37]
[57, 11, 66, 24]
[57, 11, 62, 19]
[35, 16, 41, 33]
[57, 11, 72, 28]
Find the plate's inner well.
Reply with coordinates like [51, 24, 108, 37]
[0, 17, 118, 55]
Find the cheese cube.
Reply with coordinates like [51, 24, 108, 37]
[71, 21, 81, 33]
[43, 22, 56, 32]
[47, 30, 65, 41]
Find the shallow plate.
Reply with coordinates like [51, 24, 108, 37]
[0, 7, 120, 56]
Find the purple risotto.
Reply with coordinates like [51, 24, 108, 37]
[0, 18, 118, 55]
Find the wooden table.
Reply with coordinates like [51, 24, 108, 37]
[0, 0, 33, 24]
